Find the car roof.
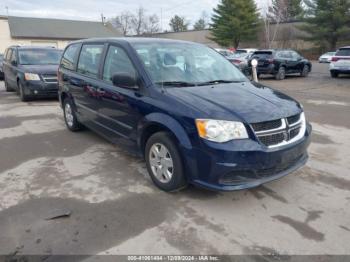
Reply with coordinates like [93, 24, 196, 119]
[9, 45, 61, 51]
[339, 46, 350, 49]
[69, 37, 203, 46]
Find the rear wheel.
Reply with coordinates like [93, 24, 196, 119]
[63, 98, 82, 132]
[331, 71, 338, 78]
[301, 65, 310, 77]
[275, 67, 286, 80]
[145, 132, 187, 192]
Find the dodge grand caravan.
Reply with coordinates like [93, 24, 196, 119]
[58, 38, 312, 192]
[3, 46, 62, 101]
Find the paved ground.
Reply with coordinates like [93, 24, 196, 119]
[0, 63, 349, 257]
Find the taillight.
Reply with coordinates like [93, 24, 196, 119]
[268, 59, 274, 64]
[331, 57, 339, 62]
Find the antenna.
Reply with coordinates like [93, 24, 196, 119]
[5, 6, 9, 16]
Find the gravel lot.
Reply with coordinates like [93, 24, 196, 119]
[0, 62, 349, 257]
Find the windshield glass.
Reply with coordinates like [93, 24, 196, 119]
[132, 42, 247, 86]
[19, 49, 62, 65]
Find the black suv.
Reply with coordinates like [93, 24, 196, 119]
[2, 46, 62, 101]
[249, 49, 312, 80]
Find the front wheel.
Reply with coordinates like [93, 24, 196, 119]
[301, 65, 310, 77]
[275, 67, 286, 80]
[4, 76, 13, 92]
[145, 132, 187, 192]
[19, 82, 29, 102]
[330, 71, 338, 78]
[63, 98, 82, 132]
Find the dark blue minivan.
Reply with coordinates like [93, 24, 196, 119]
[58, 38, 311, 192]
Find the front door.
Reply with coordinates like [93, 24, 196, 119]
[96, 44, 144, 143]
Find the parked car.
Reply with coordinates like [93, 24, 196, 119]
[226, 52, 252, 75]
[248, 49, 312, 80]
[0, 54, 4, 80]
[235, 48, 257, 55]
[215, 48, 234, 58]
[319, 52, 336, 63]
[58, 38, 311, 192]
[330, 46, 350, 78]
[2, 46, 62, 101]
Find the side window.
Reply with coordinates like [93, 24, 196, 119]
[10, 50, 17, 64]
[103, 45, 136, 83]
[6, 49, 12, 61]
[291, 51, 300, 60]
[61, 44, 79, 70]
[77, 44, 104, 78]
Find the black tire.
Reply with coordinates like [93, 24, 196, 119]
[4, 76, 13, 92]
[145, 132, 187, 192]
[63, 98, 82, 132]
[301, 65, 310, 77]
[275, 66, 286, 80]
[19, 82, 29, 102]
[331, 71, 338, 78]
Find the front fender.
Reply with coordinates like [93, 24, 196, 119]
[138, 112, 192, 150]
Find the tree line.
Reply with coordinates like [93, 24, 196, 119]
[110, 0, 350, 51]
[109, 8, 209, 36]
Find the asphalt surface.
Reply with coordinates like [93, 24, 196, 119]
[0, 63, 349, 257]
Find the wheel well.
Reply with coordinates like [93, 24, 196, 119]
[61, 92, 68, 106]
[140, 123, 178, 155]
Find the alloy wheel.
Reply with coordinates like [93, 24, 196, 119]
[149, 143, 174, 183]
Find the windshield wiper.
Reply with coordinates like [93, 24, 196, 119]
[155, 81, 196, 87]
[197, 80, 244, 86]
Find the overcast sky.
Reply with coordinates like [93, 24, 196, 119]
[0, 0, 270, 30]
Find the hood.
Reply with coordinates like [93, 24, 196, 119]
[19, 64, 58, 75]
[166, 81, 302, 123]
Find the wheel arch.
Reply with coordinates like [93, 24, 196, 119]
[138, 113, 192, 156]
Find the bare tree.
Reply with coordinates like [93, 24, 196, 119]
[110, 11, 134, 36]
[261, 3, 281, 48]
[145, 14, 160, 34]
[131, 7, 146, 35]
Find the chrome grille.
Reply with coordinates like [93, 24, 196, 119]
[251, 113, 305, 148]
[41, 74, 58, 83]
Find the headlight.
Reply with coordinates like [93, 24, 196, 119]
[24, 73, 40, 81]
[196, 119, 248, 143]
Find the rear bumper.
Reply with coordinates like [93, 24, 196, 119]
[256, 64, 276, 75]
[184, 124, 312, 191]
[23, 80, 58, 98]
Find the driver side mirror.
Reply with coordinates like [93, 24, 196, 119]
[112, 73, 138, 89]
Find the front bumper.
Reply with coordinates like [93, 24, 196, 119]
[23, 80, 58, 98]
[185, 124, 312, 191]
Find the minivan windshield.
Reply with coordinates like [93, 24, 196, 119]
[19, 49, 62, 65]
[132, 42, 247, 87]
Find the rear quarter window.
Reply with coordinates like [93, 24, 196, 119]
[336, 48, 350, 56]
[61, 44, 79, 70]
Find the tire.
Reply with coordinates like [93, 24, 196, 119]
[19, 82, 29, 102]
[63, 98, 82, 132]
[4, 76, 13, 92]
[331, 71, 338, 78]
[301, 65, 310, 77]
[275, 66, 286, 80]
[145, 132, 187, 192]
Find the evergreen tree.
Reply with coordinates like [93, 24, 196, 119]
[169, 15, 189, 32]
[193, 18, 207, 30]
[210, 0, 260, 48]
[300, 0, 350, 50]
